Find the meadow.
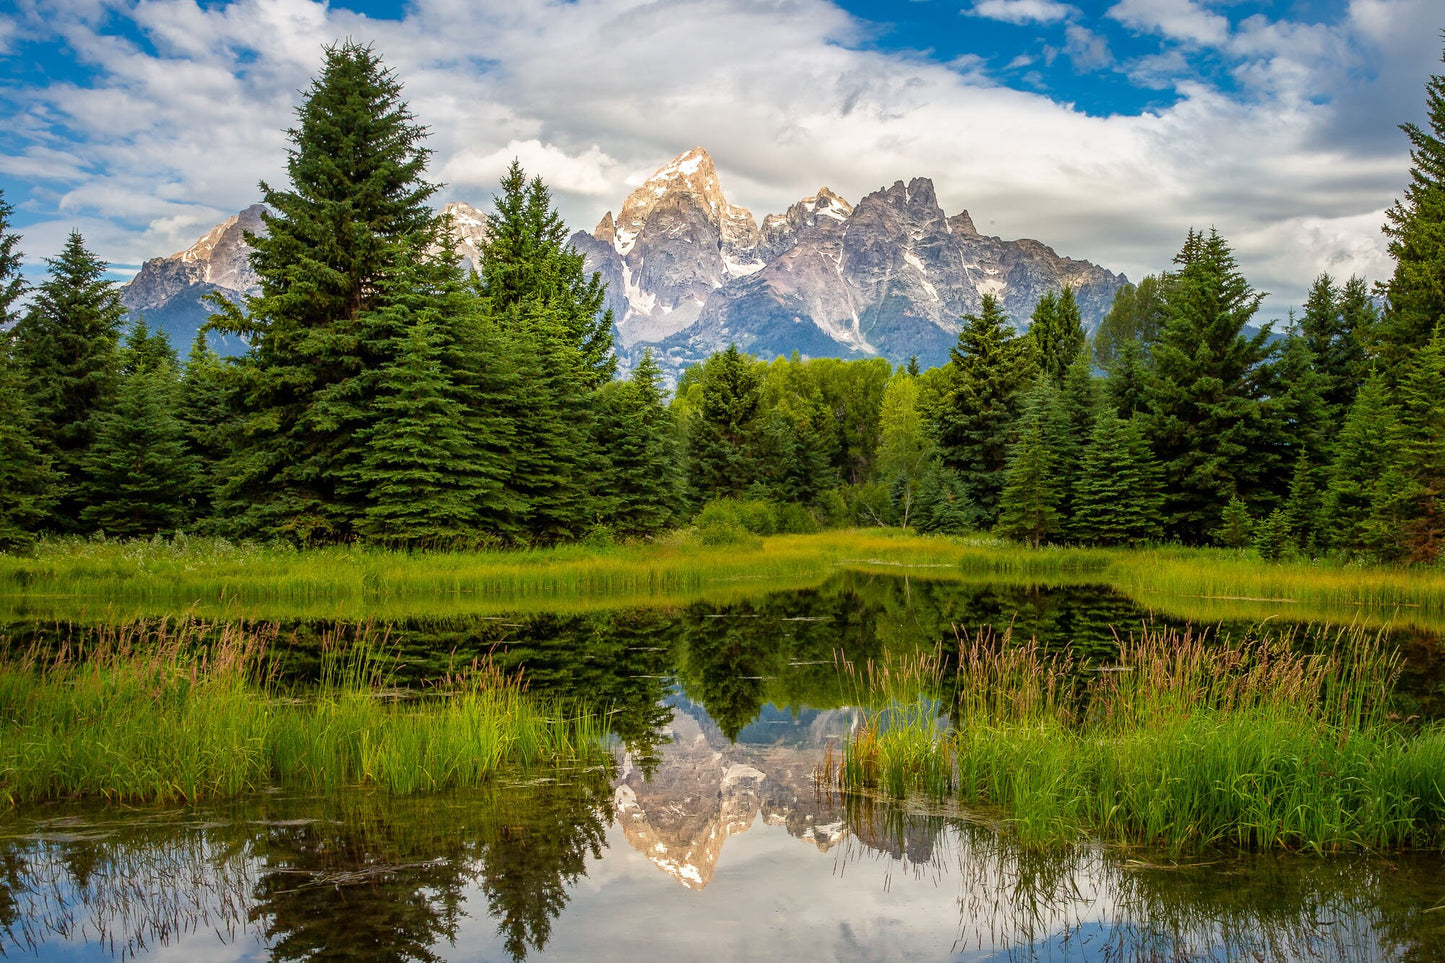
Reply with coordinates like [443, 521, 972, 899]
[2, 530, 1444, 629]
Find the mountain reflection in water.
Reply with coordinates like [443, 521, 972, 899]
[4, 572, 1445, 960]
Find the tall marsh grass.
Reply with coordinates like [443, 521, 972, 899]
[828, 624, 1445, 852]
[0, 619, 608, 806]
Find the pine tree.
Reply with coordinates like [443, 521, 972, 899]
[10, 231, 125, 532]
[684, 345, 765, 505]
[1265, 322, 1330, 488]
[1071, 411, 1164, 546]
[1215, 497, 1253, 549]
[595, 349, 679, 538]
[1026, 287, 1086, 387]
[354, 316, 488, 547]
[178, 331, 232, 528]
[480, 163, 616, 388]
[80, 321, 195, 537]
[1300, 273, 1373, 427]
[1283, 449, 1321, 553]
[1253, 509, 1293, 562]
[1320, 374, 1397, 552]
[1053, 350, 1098, 539]
[211, 41, 445, 543]
[935, 294, 1029, 524]
[1141, 229, 1275, 543]
[1104, 336, 1148, 419]
[0, 193, 56, 549]
[1389, 326, 1445, 563]
[997, 377, 1064, 547]
[1379, 37, 1445, 372]
[0, 341, 57, 550]
[906, 355, 921, 377]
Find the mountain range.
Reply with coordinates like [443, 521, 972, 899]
[121, 148, 1126, 373]
[119, 200, 491, 350]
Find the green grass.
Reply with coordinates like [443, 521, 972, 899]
[3, 531, 1443, 631]
[0, 619, 609, 806]
[828, 624, 1445, 852]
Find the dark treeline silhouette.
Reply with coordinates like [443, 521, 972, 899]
[2, 39, 1443, 563]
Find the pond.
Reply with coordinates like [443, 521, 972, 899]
[4, 571, 1445, 960]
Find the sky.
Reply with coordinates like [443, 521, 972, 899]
[1, 0, 1442, 321]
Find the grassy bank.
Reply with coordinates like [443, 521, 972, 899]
[0, 619, 608, 806]
[827, 625, 1445, 852]
[2, 530, 1444, 629]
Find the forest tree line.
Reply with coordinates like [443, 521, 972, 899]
[1, 40, 1443, 563]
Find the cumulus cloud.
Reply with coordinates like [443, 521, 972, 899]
[1108, 0, 1230, 47]
[2, 0, 1440, 318]
[968, 0, 1076, 26]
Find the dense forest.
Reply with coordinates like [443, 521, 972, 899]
[1, 40, 1443, 564]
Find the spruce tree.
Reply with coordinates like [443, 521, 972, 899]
[594, 349, 679, 538]
[1053, 350, 1098, 539]
[935, 294, 1029, 524]
[354, 316, 486, 547]
[0, 194, 56, 549]
[178, 331, 232, 528]
[1283, 449, 1321, 554]
[0, 341, 56, 550]
[1300, 273, 1372, 427]
[211, 41, 445, 543]
[1215, 497, 1253, 549]
[997, 377, 1064, 547]
[684, 345, 765, 505]
[480, 163, 616, 388]
[1389, 326, 1445, 563]
[10, 231, 125, 532]
[1025, 287, 1086, 387]
[1104, 336, 1148, 419]
[1379, 37, 1445, 372]
[80, 321, 195, 537]
[1071, 411, 1163, 546]
[1141, 229, 1275, 543]
[1264, 322, 1330, 493]
[1320, 374, 1397, 553]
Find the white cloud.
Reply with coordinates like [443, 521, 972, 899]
[968, 0, 1076, 26]
[1064, 23, 1112, 72]
[1107, 0, 1230, 46]
[442, 140, 621, 196]
[2, 0, 1439, 319]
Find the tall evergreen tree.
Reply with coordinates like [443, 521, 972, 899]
[1300, 273, 1373, 427]
[1025, 287, 1086, 387]
[178, 330, 232, 528]
[1389, 326, 1445, 563]
[479, 163, 616, 387]
[80, 320, 195, 537]
[1320, 374, 1397, 553]
[211, 41, 446, 543]
[1141, 229, 1275, 543]
[1104, 336, 1148, 419]
[10, 231, 125, 532]
[1379, 37, 1445, 372]
[594, 349, 679, 538]
[353, 315, 487, 547]
[0, 193, 56, 550]
[997, 377, 1064, 547]
[1266, 322, 1330, 484]
[1071, 410, 1164, 546]
[935, 294, 1029, 524]
[1053, 350, 1098, 539]
[683, 345, 765, 504]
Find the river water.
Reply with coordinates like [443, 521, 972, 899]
[3, 572, 1444, 961]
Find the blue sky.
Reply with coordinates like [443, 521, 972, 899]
[1, 0, 1440, 318]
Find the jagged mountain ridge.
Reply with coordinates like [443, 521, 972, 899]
[573, 148, 1127, 375]
[120, 200, 491, 350]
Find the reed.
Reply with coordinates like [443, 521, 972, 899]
[0, 619, 609, 806]
[829, 624, 1445, 852]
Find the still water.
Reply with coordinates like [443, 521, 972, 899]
[4, 572, 1444, 961]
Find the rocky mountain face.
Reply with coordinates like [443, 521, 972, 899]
[572, 148, 1127, 376]
[120, 201, 491, 350]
